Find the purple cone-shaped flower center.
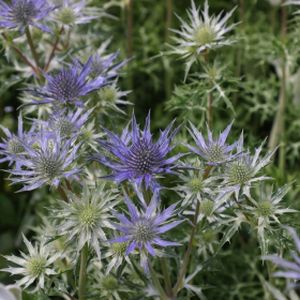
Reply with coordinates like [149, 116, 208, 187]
[49, 70, 81, 103]
[12, 0, 38, 25]
[54, 118, 74, 137]
[127, 142, 157, 175]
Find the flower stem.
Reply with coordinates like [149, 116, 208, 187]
[1, 33, 41, 78]
[203, 50, 212, 127]
[207, 91, 213, 128]
[25, 26, 40, 70]
[78, 245, 89, 300]
[44, 26, 64, 72]
[173, 201, 200, 294]
[173, 166, 212, 296]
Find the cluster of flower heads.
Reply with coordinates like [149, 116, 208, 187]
[0, 102, 282, 270]
[0, 0, 103, 33]
[0, 0, 55, 32]
[0, 110, 88, 192]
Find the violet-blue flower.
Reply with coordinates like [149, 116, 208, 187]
[44, 108, 92, 138]
[7, 129, 80, 192]
[186, 121, 238, 165]
[111, 192, 182, 271]
[0, 114, 35, 167]
[27, 57, 107, 107]
[92, 112, 184, 190]
[0, 0, 54, 33]
[90, 50, 127, 79]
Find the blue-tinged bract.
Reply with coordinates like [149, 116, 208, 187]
[0, 114, 35, 167]
[2, 235, 59, 291]
[7, 129, 80, 192]
[46, 108, 92, 138]
[0, 0, 55, 33]
[90, 50, 127, 79]
[187, 121, 238, 165]
[52, 183, 118, 258]
[92, 112, 184, 190]
[111, 192, 182, 271]
[27, 57, 109, 107]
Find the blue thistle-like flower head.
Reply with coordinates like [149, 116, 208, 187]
[0, 114, 35, 167]
[43, 108, 92, 138]
[27, 57, 108, 107]
[90, 50, 127, 79]
[92, 112, 184, 190]
[111, 192, 182, 271]
[187, 121, 238, 165]
[0, 0, 55, 32]
[7, 129, 80, 192]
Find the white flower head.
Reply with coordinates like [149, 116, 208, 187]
[196, 227, 220, 259]
[2, 235, 59, 291]
[219, 134, 276, 200]
[171, 0, 237, 80]
[176, 159, 217, 207]
[96, 82, 131, 115]
[51, 0, 102, 27]
[88, 260, 132, 300]
[52, 183, 119, 258]
[246, 185, 296, 236]
[103, 239, 131, 274]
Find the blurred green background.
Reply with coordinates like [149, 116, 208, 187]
[1, 0, 300, 298]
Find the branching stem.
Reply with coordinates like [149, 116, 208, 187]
[44, 26, 64, 72]
[25, 26, 40, 69]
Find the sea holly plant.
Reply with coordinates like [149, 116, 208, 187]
[0, 1, 299, 300]
[91, 112, 184, 191]
[170, 0, 237, 80]
[168, 0, 238, 126]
